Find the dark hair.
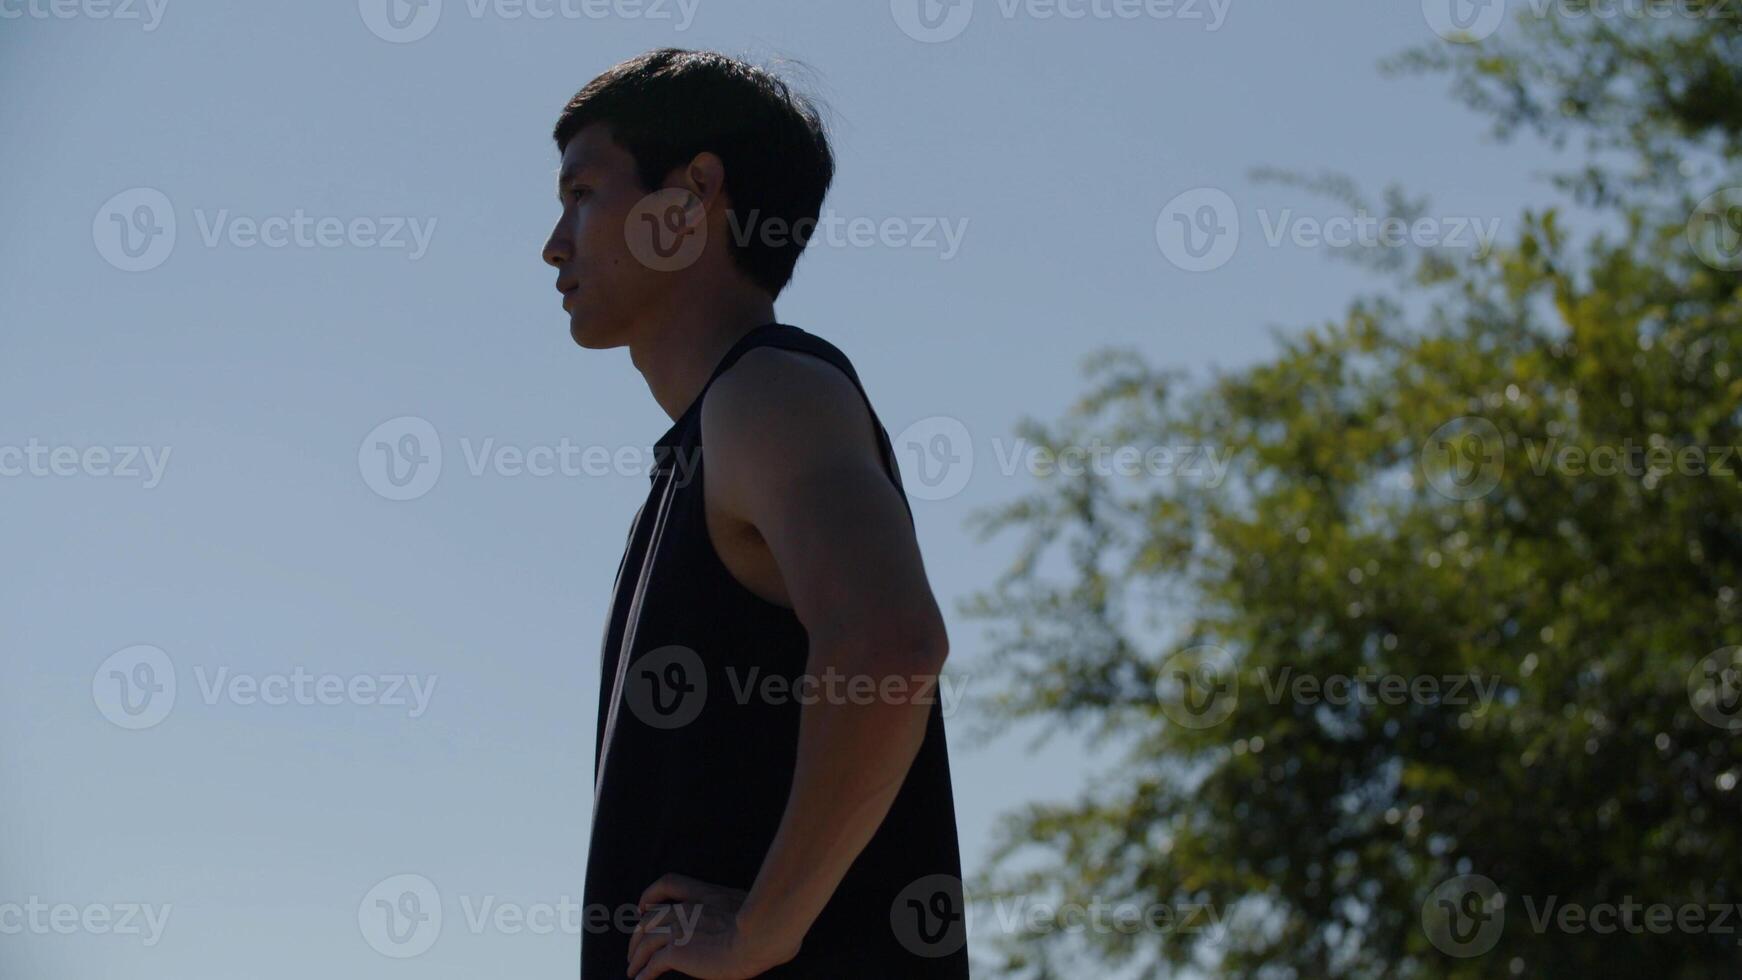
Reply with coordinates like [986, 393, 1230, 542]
[553, 49, 834, 298]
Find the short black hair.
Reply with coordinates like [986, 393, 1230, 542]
[553, 49, 835, 298]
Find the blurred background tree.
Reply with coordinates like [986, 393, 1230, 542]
[963, 5, 1742, 977]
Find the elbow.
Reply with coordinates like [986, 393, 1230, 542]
[920, 627, 950, 672]
[898, 620, 950, 677]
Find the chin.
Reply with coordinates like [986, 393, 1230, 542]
[568, 311, 623, 349]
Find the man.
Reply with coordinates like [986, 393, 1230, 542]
[542, 50, 971, 978]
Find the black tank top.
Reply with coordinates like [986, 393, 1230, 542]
[581, 323, 971, 978]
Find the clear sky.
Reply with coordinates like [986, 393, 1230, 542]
[1, 1, 1573, 976]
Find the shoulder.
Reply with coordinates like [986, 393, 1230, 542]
[699, 344, 887, 496]
[702, 345, 878, 451]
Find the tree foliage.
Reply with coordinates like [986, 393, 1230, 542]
[966, 7, 1742, 977]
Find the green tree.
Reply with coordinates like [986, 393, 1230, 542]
[965, 7, 1742, 977]
[1386, 0, 1742, 209]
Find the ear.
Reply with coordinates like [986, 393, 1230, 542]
[672, 151, 728, 215]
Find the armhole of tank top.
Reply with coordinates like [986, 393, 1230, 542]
[688, 339, 915, 616]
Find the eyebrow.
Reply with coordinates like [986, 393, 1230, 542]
[555, 162, 590, 199]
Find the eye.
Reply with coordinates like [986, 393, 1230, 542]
[565, 185, 591, 205]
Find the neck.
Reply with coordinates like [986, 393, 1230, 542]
[627, 281, 778, 423]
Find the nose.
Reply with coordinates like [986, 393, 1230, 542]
[542, 218, 569, 269]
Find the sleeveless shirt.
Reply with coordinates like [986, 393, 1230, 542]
[580, 323, 972, 978]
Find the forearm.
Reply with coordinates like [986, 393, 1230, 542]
[735, 629, 946, 949]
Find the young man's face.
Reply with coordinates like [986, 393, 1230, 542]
[543, 124, 684, 349]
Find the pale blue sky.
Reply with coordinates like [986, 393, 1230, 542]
[1, 1, 1573, 976]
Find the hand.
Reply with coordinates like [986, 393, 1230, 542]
[625, 872, 801, 979]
